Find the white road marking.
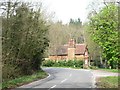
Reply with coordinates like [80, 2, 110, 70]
[60, 74, 72, 83]
[50, 85, 56, 88]
[61, 79, 67, 83]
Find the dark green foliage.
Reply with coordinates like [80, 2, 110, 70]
[42, 60, 55, 67]
[42, 60, 83, 68]
[2, 1, 49, 81]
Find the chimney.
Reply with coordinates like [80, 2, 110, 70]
[68, 39, 75, 48]
[68, 39, 75, 60]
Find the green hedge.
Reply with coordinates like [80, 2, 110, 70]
[42, 60, 83, 68]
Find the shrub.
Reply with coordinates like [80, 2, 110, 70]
[42, 60, 83, 68]
[89, 66, 98, 69]
[42, 60, 55, 67]
[74, 60, 83, 68]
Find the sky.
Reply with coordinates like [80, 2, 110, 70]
[42, 0, 90, 24]
[41, 0, 115, 24]
[3, 0, 119, 24]
[4, 0, 106, 24]
[3, 0, 104, 24]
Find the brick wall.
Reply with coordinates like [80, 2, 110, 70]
[75, 55, 84, 60]
[49, 55, 67, 60]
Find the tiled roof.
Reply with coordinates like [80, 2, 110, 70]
[56, 45, 68, 55]
[53, 44, 86, 56]
[75, 44, 86, 55]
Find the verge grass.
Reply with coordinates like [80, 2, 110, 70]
[98, 68, 119, 73]
[2, 70, 48, 90]
[96, 76, 119, 88]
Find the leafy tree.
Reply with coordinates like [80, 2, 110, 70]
[88, 4, 119, 69]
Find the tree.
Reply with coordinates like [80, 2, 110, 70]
[48, 22, 70, 56]
[68, 18, 83, 43]
[1, 1, 49, 81]
[48, 18, 84, 56]
[88, 4, 119, 69]
[83, 23, 102, 67]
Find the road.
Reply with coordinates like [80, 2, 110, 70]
[18, 67, 95, 89]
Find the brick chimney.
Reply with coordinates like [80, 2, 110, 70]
[68, 39, 75, 60]
[68, 39, 75, 48]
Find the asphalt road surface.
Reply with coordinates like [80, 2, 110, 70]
[18, 67, 95, 89]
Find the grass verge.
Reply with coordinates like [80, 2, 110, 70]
[96, 76, 119, 88]
[2, 70, 48, 90]
[89, 66, 119, 73]
[98, 68, 119, 73]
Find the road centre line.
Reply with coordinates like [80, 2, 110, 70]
[49, 73, 72, 89]
[61, 74, 72, 83]
[50, 85, 56, 88]
[61, 79, 67, 83]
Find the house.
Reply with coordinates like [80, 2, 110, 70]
[49, 39, 89, 68]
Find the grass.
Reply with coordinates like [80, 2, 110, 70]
[98, 68, 119, 73]
[89, 66, 119, 73]
[96, 76, 119, 88]
[2, 70, 48, 90]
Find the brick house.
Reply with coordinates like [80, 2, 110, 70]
[49, 39, 89, 67]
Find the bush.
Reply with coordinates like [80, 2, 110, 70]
[89, 66, 98, 70]
[2, 64, 22, 82]
[42, 60, 83, 68]
[74, 60, 83, 68]
[42, 60, 55, 67]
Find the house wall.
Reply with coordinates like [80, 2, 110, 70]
[75, 55, 84, 60]
[49, 55, 67, 60]
[49, 55, 85, 61]
[49, 56, 58, 60]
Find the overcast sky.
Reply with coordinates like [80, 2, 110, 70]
[3, 0, 119, 24]
[41, 0, 95, 24]
[22, 0, 105, 24]
[42, 0, 90, 24]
